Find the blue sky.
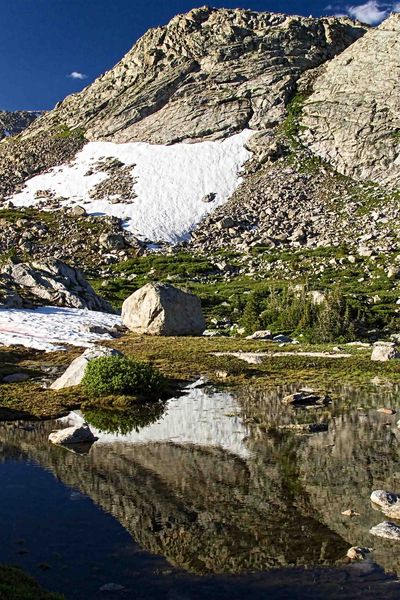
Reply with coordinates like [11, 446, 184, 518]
[0, 0, 397, 110]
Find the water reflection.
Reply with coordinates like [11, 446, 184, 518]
[1, 383, 400, 580]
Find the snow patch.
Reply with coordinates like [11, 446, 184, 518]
[0, 306, 122, 351]
[10, 130, 253, 244]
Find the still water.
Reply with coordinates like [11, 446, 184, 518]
[1, 382, 400, 599]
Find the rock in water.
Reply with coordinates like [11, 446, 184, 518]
[49, 424, 97, 445]
[50, 346, 123, 390]
[370, 490, 400, 518]
[346, 547, 371, 560]
[122, 283, 205, 336]
[369, 521, 400, 540]
[0, 259, 113, 312]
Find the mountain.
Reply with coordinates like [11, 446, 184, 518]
[0, 7, 374, 253]
[0, 110, 43, 140]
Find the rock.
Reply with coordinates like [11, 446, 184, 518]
[49, 424, 97, 445]
[70, 205, 86, 217]
[2, 373, 29, 384]
[309, 290, 325, 305]
[201, 193, 216, 203]
[302, 14, 400, 188]
[346, 547, 371, 560]
[50, 346, 123, 390]
[377, 408, 396, 415]
[371, 490, 400, 518]
[371, 342, 400, 362]
[369, 521, 400, 540]
[273, 335, 293, 343]
[99, 583, 125, 592]
[277, 423, 328, 433]
[341, 509, 360, 517]
[246, 330, 272, 340]
[0, 259, 113, 312]
[122, 283, 205, 336]
[282, 391, 331, 406]
[99, 232, 126, 250]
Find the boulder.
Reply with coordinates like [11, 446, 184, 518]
[346, 547, 371, 560]
[122, 283, 205, 336]
[371, 342, 400, 362]
[2, 373, 29, 384]
[49, 423, 97, 445]
[0, 259, 113, 312]
[282, 391, 331, 406]
[50, 346, 123, 390]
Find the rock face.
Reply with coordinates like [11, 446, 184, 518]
[122, 283, 205, 336]
[301, 14, 400, 187]
[24, 8, 366, 145]
[0, 259, 113, 312]
[0, 110, 43, 140]
[50, 346, 123, 390]
[48, 424, 97, 446]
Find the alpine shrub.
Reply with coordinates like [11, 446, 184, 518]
[82, 356, 165, 398]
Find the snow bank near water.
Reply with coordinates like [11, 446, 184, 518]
[0, 306, 122, 351]
[10, 130, 253, 243]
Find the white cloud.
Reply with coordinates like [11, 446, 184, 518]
[341, 1, 400, 24]
[67, 71, 87, 80]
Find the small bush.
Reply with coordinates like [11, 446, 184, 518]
[82, 356, 165, 398]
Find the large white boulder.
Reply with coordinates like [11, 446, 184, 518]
[49, 423, 97, 445]
[50, 346, 123, 390]
[121, 283, 205, 336]
[371, 342, 400, 362]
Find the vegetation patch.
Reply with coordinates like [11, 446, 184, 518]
[0, 565, 62, 600]
[81, 356, 165, 399]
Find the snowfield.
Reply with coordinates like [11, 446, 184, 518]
[0, 306, 122, 351]
[10, 130, 253, 243]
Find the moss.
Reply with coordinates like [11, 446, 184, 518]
[54, 124, 85, 140]
[0, 565, 63, 599]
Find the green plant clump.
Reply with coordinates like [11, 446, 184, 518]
[82, 356, 165, 399]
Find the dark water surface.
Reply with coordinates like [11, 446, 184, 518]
[1, 383, 400, 599]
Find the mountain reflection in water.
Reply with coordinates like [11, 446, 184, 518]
[1, 383, 400, 598]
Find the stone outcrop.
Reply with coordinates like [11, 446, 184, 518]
[25, 8, 366, 146]
[50, 346, 123, 390]
[371, 342, 400, 361]
[122, 283, 205, 336]
[301, 14, 400, 187]
[0, 259, 113, 312]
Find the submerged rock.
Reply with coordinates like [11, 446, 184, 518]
[282, 391, 331, 406]
[49, 424, 97, 446]
[122, 283, 205, 336]
[346, 547, 371, 560]
[50, 346, 123, 390]
[369, 521, 400, 540]
[370, 490, 400, 518]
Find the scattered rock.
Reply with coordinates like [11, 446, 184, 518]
[246, 330, 272, 340]
[122, 283, 205, 336]
[341, 509, 360, 517]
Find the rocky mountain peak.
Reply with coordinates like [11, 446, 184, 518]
[0, 110, 43, 140]
[25, 8, 367, 145]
